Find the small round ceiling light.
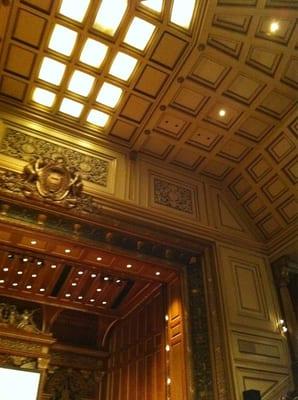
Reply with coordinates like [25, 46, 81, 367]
[32, 273, 37, 278]
[96, 288, 102, 292]
[103, 276, 109, 281]
[26, 285, 32, 289]
[23, 257, 29, 262]
[155, 271, 161, 276]
[64, 248, 71, 254]
[0, 279, 5, 284]
[17, 271, 23, 275]
[12, 282, 18, 287]
[218, 109, 226, 117]
[91, 273, 97, 278]
[3, 267, 8, 272]
[72, 282, 77, 287]
[40, 288, 45, 292]
[78, 295, 83, 300]
[126, 264, 132, 269]
[96, 256, 102, 261]
[65, 293, 71, 297]
[102, 301, 107, 305]
[51, 264, 57, 269]
[78, 271, 83, 275]
[270, 21, 279, 33]
[30, 240, 37, 245]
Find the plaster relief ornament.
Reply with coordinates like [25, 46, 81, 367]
[23, 157, 83, 208]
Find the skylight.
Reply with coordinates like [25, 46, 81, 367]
[59, 0, 90, 23]
[32, 87, 56, 107]
[68, 70, 95, 97]
[93, 0, 128, 36]
[48, 24, 78, 56]
[38, 57, 66, 86]
[79, 38, 108, 68]
[170, 0, 196, 29]
[59, 98, 84, 117]
[87, 109, 110, 127]
[124, 17, 156, 51]
[109, 52, 138, 81]
[140, 0, 163, 13]
[96, 82, 123, 108]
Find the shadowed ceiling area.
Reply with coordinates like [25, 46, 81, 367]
[0, 0, 297, 241]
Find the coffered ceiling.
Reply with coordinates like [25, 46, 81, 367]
[0, 0, 297, 239]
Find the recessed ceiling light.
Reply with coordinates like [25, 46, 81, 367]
[72, 282, 77, 286]
[91, 273, 97, 278]
[32, 273, 37, 278]
[12, 283, 18, 287]
[126, 264, 132, 268]
[7, 254, 14, 259]
[102, 301, 107, 305]
[59, 0, 90, 22]
[40, 288, 45, 292]
[165, 344, 170, 351]
[51, 264, 57, 269]
[270, 21, 279, 33]
[80, 38, 108, 68]
[116, 279, 121, 283]
[96, 82, 123, 108]
[60, 98, 84, 117]
[78, 271, 83, 275]
[93, 0, 128, 36]
[90, 298, 95, 302]
[65, 293, 71, 297]
[3, 267, 8, 272]
[124, 17, 155, 50]
[36, 260, 43, 266]
[32, 87, 56, 107]
[165, 314, 169, 321]
[109, 52, 138, 81]
[96, 256, 102, 261]
[48, 24, 78, 56]
[155, 271, 161, 276]
[26, 285, 32, 289]
[68, 70, 95, 97]
[218, 109, 226, 117]
[38, 57, 66, 86]
[96, 288, 102, 292]
[17, 271, 23, 275]
[22, 257, 29, 262]
[0, 280, 5, 284]
[78, 296, 83, 300]
[170, 0, 195, 29]
[30, 240, 37, 245]
[64, 248, 71, 253]
[140, 0, 163, 12]
[103, 276, 109, 281]
[87, 109, 110, 127]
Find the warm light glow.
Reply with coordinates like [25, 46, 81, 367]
[219, 109, 226, 117]
[140, 0, 163, 12]
[78, 271, 83, 275]
[124, 17, 155, 50]
[68, 70, 95, 97]
[270, 21, 279, 33]
[3, 267, 8, 272]
[0, 367, 41, 400]
[80, 38, 108, 68]
[91, 273, 97, 278]
[109, 52, 137, 81]
[96, 82, 123, 108]
[93, 0, 128, 36]
[96, 256, 102, 261]
[72, 282, 77, 286]
[40, 288, 45, 292]
[87, 109, 110, 127]
[12, 283, 18, 287]
[32, 274, 37, 278]
[104, 276, 109, 281]
[116, 279, 121, 283]
[90, 298, 95, 302]
[282, 326, 288, 333]
[102, 301, 107, 305]
[126, 264, 132, 268]
[60, 98, 84, 117]
[65, 293, 71, 297]
[96, 288, 102, 292]
[59, 0, 90, 22]
[26, 285, 32, 289]
[48, 24, 78, 56]
[30, 240, 37, 245]
[0, 280, 4, 284]
[36, 261, 43, 266]
[155, 271, 161, 276]
[33, 87, 56, 107]
[22, 258, 29, 262]
[170, 0, 196, 29]
[51, 264, 57, 269]
[165, 344, 170, 351]
[17, 271, 23, 275]
[38, 57, 66, 86]
[78, 295, 83, 299]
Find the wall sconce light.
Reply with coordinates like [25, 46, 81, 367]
[279, 319, 288, 333]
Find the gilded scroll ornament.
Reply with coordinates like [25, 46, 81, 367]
[0, 303, 40, 333]
[23, 157, 83, 208]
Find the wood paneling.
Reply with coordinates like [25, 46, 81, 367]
[105, 289, 166, 400]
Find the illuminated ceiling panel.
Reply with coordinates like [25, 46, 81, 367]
[59, 98, 84, 117]
[96, 82, 123, 108]
[140, 0, 163, 13]
[170, 0, 196, 29]
[48, 24, 78, 56]
[93, 0, 128, 36]
[109, 52, 138, 81]
[32, 87, 56, 107]
[68, 70, 95, 97]
[59, 0, 90, 23]
[79, 38, 108, 68]
[87, 109, 110, 127]
[124, 17, 156, 51]
[38, 57, 66, 86]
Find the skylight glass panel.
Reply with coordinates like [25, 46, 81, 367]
[48, 24, 78, 56]
[170, 0, 196, 29]
[87, 109, 110, 127]
[32, 87, 56, 107]
[124, 17, 155, 50]
[93, 0, 128, 36]
[96, 82, 123, 108]
[68, 70, 95, 97]
[80, 38, 108, 68]
[60, 98, 84, 117]
[140, 0, 163, 13]
[109, 52, 137, 81]
[38, 57, 66, 86]
[59, 0, 90, 22]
